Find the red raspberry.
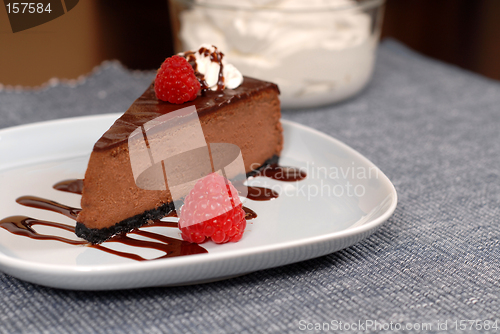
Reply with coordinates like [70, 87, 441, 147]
[154, 55, 200, 104]
[179, 173, 247, 244]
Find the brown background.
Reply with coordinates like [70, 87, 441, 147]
[1, 0, 499, 87]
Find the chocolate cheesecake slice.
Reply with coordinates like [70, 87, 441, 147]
[76, 77, 283, 243]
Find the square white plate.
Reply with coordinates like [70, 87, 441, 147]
[0, 114, 396, 290]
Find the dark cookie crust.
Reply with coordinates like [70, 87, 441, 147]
[75, 201, 175, 244]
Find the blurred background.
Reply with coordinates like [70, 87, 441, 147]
[1, 0, 499, 87]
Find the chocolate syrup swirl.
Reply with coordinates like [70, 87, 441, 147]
[146, 211, 179, 228]
[17, 196, 81, 219]
[257, 164, 307, 182]
[234, 164, 306, 201]
[0, 216, 86, 246]
[53, 179, 84, 194]
[235, 184, 279, 201]
[243, 207, 257, 220]
[146, 220, 179, 228]
[4, 194, 207, 261]
[0, 164, 305, 261]
[92, 230, 206, 261]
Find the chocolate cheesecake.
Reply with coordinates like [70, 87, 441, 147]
[76, 76, 283, 243]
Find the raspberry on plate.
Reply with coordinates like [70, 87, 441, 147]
[179, 173, 247, 244]
[154, 55, 200, 104]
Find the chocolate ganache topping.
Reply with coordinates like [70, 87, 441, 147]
[93, 77, 279, 152]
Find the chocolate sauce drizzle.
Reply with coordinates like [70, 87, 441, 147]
[243, 207, 257, 220]
[235, 184, 279, 201]
[183, 45, 225, 94]
[257, 164, 307, 182]
[0, 164, 305, 261]
[91, 229, 205, 262]
[0, 216, 86, 246]
[4, 196, 207, 261]
[17, 196, 81, 219]
[53, 179, 84, 194]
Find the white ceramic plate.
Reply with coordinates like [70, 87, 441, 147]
[0, 114, 397, 290]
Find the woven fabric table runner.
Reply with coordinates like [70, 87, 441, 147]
[1, 40, 499, 333]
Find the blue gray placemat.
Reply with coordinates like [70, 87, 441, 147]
[1, 39, 500, 333]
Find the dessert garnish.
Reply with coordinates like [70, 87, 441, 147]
[179, 44, 243, 94]
[154, 55, 201, 104]
[154, 45, 243, 102]
[179, 173, 246, 244]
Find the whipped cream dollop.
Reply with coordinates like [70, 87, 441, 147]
[178, 0, 378, 107]
[179, 44, 243, 91]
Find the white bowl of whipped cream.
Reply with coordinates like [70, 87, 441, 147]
[169, 0, 385, 108]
